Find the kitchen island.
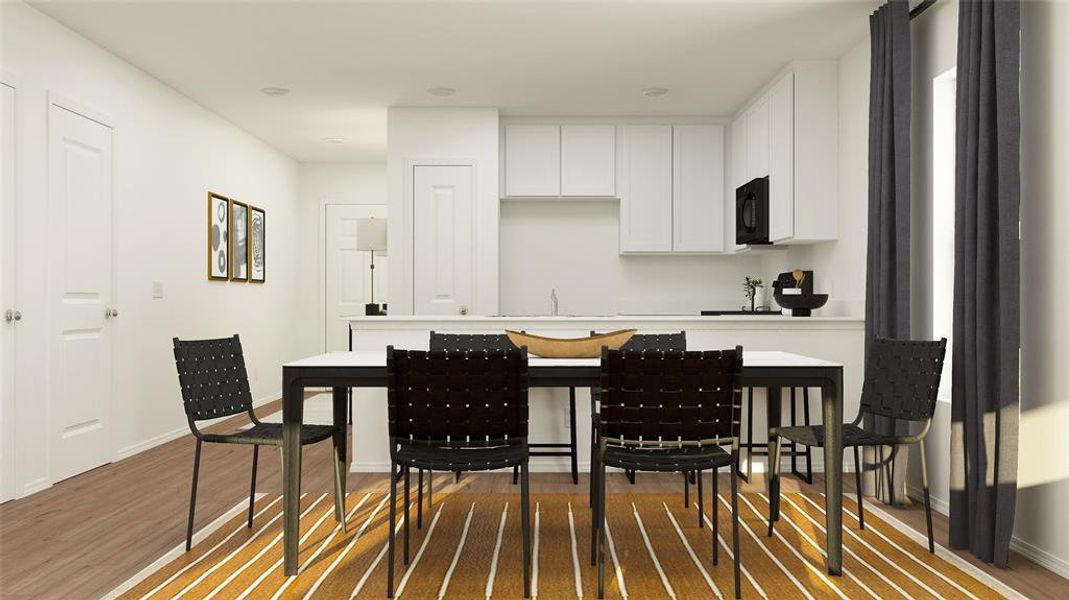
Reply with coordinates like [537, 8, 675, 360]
[341, 314, 864, 473]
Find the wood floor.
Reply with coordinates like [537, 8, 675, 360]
[1, 399, 1066, 599]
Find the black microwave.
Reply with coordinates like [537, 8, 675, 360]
[736, 176, 770, 245]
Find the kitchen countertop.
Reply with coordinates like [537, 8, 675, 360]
[345, 314, 864, 329]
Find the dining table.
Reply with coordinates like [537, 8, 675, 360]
[278, 349, 845, 578]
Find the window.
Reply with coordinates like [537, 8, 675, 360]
[932, 67, 956, 401]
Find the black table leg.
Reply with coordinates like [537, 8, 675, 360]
[332, 386, 348, 532]
[569, 387, 578, 485]
[282, 368, 304, 576]
[822, 368, 844, 575]
[766, 387, 782, 488]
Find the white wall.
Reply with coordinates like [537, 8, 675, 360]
[1, 2, 304, 497]
[500, 200, 764, 315]
[1017, 0, 1069, 578]
[760, 37, 870, 319]
[386, 107, 500, 315]
[296, 162, 387, 353]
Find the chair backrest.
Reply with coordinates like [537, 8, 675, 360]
[428, 331, 517, 352]
[599, 346, 743, 448]
[387, 346, 529, 447]
[173, 335, 254, 422]
[589, 330, 687, 352]
[860, 337, 947, 422]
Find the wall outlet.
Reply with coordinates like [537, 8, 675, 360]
[151, 281, 164, 299]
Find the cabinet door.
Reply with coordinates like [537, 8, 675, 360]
[746, 94, 770, 179]
[560, 124, 615, 196]
[504, 124, 560, 196]
[672, 124, 724, 252]
[619, 125, 672, 252]
[768, 73, 794, 242]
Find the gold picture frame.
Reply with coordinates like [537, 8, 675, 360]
[248, 204, 266, 283]
[207, 192, 230, 281]
[229, 199, 250, 282]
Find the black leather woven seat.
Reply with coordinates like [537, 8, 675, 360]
[395, 444, 527, 471]
[603, 445, 733, 472]
[772, 423, 899, 448]
[173, 335, 346, 552]
[767, 337, 947, 553]
[201, 422, 336, 446]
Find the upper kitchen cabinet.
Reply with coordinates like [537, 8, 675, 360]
[730, 61, 839, 244]
[504, 124, 560, 196]
[673, 124, 725, 252]
[502, 123, 615, 197]
[618, 125, 673, 252]
[560, 124, 616, 196]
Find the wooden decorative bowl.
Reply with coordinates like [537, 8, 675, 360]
[505, 329, 637, 358]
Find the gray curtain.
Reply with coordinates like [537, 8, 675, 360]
[949, 0, 1021, 568]
[864, 0, 911, 503]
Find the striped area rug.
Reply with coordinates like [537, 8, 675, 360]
[109, 490, 1022, 599]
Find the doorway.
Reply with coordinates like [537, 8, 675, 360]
[324, 204, 387, 351]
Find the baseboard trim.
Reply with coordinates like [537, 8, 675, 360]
[906, 484, 950, 515]
[116, 392, 279, 461]
[19, 477, 51, 498]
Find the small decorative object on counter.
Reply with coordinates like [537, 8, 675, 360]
[742, 276, 763, 312]
[772, 270, 828, 316]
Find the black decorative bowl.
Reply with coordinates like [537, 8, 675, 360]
[773, 292, 829, 317]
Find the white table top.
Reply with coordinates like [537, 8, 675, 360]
[285, 350, 842, 369]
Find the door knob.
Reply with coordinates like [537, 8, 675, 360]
[458, 305, 469, 316]
[105, 307, 119, 318]
[4, 310, 20, 323]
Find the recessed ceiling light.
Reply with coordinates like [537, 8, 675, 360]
[323, 137, 345, 144]
[641, 87, 669, 97]
[427, 87, 457, 97]
[260, 87, 290, 96]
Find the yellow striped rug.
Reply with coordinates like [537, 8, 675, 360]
[108, 490, 1022, 599]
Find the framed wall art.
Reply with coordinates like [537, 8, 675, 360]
[249, 205, 266, 283]
[207, 192, 230, 280]
[229, 199, 249, 281]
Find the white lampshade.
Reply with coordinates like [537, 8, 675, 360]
[356, 218, 387, 251]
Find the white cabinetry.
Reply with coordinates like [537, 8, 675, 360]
[728, 61, 838, 244]
[618, 125, 673, 252]
[673, 124, 724, 252]
[504, 124, 560, 197]
[560, 124, 615, 196]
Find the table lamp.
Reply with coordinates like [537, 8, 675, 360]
[356, 217, 387, 316]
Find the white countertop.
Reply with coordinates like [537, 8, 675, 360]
[345, 314, 863, 327]
[286, 349, 842, 369]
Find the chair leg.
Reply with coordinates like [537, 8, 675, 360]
[332, 438, 346, 533]
[712, 466, 720, 565]
[521, 460, 532, 598]
[387, 460, 397, 598]
[403, 466, 411, 565]
[767, 434, 783, 537]
[513, 465, 519, 485]
[417, 469, 424, 529]
[697, 469, 704, 528]
[888, 445, 896, 508]
[247, 444, 258, 529]
[626, 469, 636, 485]
[919, 442, 934, 552]
[745, 387, 754, 482]
[569, 388, 579, 485]
[597, 451, 607, 599]
[730, 450, 742, 600]
[428, 470, 433, 508]
[590, 451, 598, 565]
[683, 470, 690, 507]
[854, 446, 865, 530]
[455, 470, 461, 483]
[802, 388, 813, 484]
[789, 388, 798, 475]
[186, 439, 203, 551]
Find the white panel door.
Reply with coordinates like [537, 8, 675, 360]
[672, 124, 725, 252]
[768, 72, 795, 242]
[619, 125, 673, 252]
[413, 165, 473, 315]
[1, 83, 15, 500]
[504, 125, 560, 197]
[746, 95, 770, 179]
[47, 105, 115, 483]
[560, 124, 615, 196]
[325, 204, 387, 351]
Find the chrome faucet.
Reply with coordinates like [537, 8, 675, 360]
[550, 288, 559, 316]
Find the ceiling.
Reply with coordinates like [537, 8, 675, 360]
[29, 0, 878, 162]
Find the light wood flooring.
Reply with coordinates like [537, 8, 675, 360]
[1, 399, 1065, 599]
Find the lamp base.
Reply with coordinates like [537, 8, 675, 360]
[365, 303, 385, 316]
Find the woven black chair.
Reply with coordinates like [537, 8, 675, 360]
[429, 331, 580, 487]
[739, 385, 814, 484]
[588, 331, 687, 496]
[172, 335, 346, 551]
[386, 346, 532, 598]
[767, 337, 947, 552]
[592, 347, 743, 599]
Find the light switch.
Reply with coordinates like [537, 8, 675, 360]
[152, 281, 164, 299]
